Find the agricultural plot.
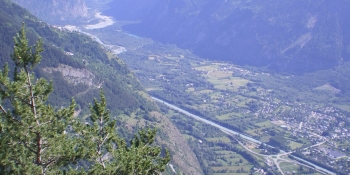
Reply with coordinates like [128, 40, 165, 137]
[333, 104, 350, 112]
[256, 121, 273, 127]
[206, 136, 232, 143]
[195, 64, 221, 72]
[217, 112, 243, 120]
[259, 136, 272, 143]
[279, 162, 322, 175]
[195, 89, 214, 94]
[289, 141, 304, 149]
[244, 121, 275, 137]
[206, 70, 250, 91]
[279, 162, 300, 173]
[209, 148, 254, 175]
[246, 128, 266, 137]
[195, 64, 250, 91]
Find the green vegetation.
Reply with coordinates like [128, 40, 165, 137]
[279, 163, 320, 175]
[85, 17, 350, 174]
[0, 25, 170, 174]
[0, 0, 156, 116]
[161, 106, 272, 175]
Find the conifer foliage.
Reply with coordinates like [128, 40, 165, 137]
[84, 91, 170, 175]
[0, 24, 170, 175]
[0, 23, 83, 175]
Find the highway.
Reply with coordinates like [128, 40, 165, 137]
[152, 96, 336, 175]
[151, 97, 262, 144]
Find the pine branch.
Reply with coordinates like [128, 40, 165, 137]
[0, 104, 7, 114]
[101, 133, 109, 147]
[97, 137, 106, 169]
[16, 96, 32, 106]
[25, 66, 40, 126]
[21, 141, 37, 154]
[40, 147, 47, 154]
[38, 121, 52, 127]
[44, 159, 57, 168]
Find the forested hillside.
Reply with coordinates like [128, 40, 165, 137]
[0, 0, 203, 174]
[0, 0, 148, 115]
[105, 0, 350, 73]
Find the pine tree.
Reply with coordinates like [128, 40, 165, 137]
[84, 91, 170, 175]
[0, 24, 84, 174]
[0, 24, 170, 174]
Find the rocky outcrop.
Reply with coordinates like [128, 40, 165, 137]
[43, 64, 99, 87]
[12, 0, 88, 22]
[151, 111, 204, 175]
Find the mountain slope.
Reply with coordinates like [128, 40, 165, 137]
[0, 0, 203, 174]
[105, 0, 350, 73]
[11, 0, 88, 23]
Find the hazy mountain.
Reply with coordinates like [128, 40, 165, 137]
[0, 1, 203, 174]
[11, 0, 88, 23]
[105, 0, 350, 73]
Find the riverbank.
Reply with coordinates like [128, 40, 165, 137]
[85, 12, 114, 29]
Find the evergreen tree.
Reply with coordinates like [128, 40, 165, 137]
[84, 91, 170, 175]
[0, 24, 170, 175]
[0, 23, 84, 175]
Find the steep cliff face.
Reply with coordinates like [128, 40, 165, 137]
[105, 0, 350, 73]
[12, 0, 88, 22]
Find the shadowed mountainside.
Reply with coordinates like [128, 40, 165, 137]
[105, 0, 350, 73]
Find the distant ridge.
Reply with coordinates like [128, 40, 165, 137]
[105, 0, 350, 73]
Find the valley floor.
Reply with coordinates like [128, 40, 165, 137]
[58, 15, 350, 175]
